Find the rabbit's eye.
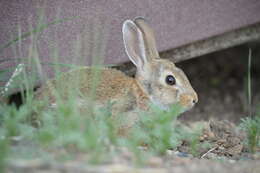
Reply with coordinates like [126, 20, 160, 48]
[165, 75, 176, 85]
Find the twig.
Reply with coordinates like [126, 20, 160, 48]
[200, 146, 218, 159]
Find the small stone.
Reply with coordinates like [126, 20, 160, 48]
[166, 149, 174, 156]
[176, 151, 190, 158]
[228, 159, 236, 163]
[218, 146, 225, 150]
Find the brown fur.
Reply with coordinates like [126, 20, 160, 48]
[35, 67, 149, 111]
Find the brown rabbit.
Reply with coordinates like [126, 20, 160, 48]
[36, 17, 198, 134]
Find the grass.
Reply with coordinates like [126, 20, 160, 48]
[128, 104, 183, 155]
[239, 48, 260, 153]
[0, 81, 186, 165]
[240, 116, 260, 153]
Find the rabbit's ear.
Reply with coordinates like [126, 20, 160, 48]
[122, 20, 147, 69]
[134, 17, 159, 60]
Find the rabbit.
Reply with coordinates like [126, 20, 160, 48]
[35, 17, 198, 134]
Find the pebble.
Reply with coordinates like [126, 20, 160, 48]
[174, 151, 192, 158]
[166, 149, 174, 156]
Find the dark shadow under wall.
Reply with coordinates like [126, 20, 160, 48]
[178, 43, 260, 123]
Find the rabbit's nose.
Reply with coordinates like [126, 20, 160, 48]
[188, 95, 197, 106]
[180, 93, 198, 107]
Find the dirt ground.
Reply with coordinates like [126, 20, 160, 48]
[6, 159, 260, 173]
[6, 44, 260, 172]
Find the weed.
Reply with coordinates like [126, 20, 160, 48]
[239, 48, 260, 153]
[247, 48, 252, 117]
[174, 122, 205, 157]
[240, 116, 260, 153]
[132, 104, 183, 155]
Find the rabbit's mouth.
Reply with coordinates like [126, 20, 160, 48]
[149, 98, 184, 113]
[154, 103, 194, 114]
[181, 104, 195, 113]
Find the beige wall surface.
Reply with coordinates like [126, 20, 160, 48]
[1, 0, 260, 91]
